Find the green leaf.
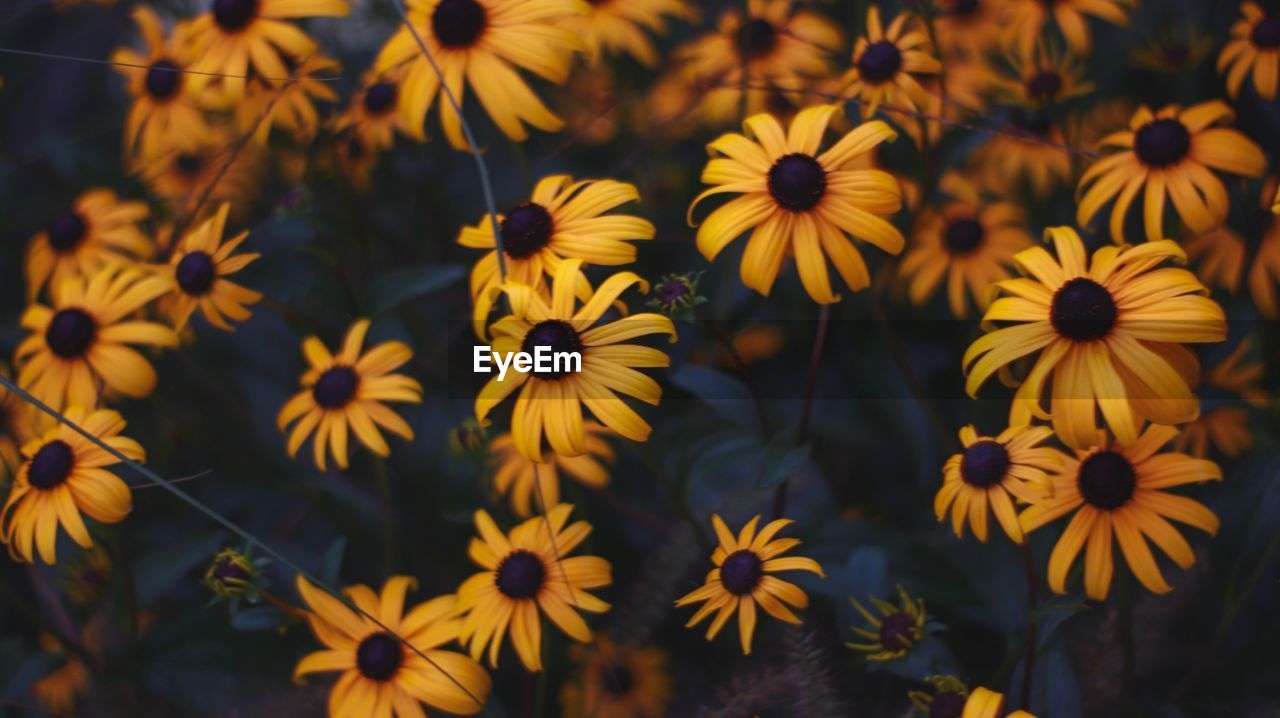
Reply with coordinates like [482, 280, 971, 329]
[755, 439, 811, 489]
[135, 532, 229, 606]
[321, 537, 347, 585]
[230, 605, 286, 631]
[669, 364, 760, 431]
[362, 264, 466, 316]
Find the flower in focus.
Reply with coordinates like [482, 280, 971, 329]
[374, 0, 583, 150]
[475, 259, 676, 461]
[333, 67, 416, 157]
[676, 515, 824, 655]
[908, 675, 969, 718]
[1220, 2, 1280, 100]
[457, 505, 612, 671]
[158, 203, 262, 331]
[24, 189, 152, 302]
[488, 423, 614, 518]
[847, 585, 926, 661]
[1020, 424, 1221, 600]
[560, 637, 672, 718]
[1, 406, 143, 564]
[962, 686, 1036, 718]
[900, 173, 1033, 318]
[565, 0, 694, 68]
[294, 575, 492, 715]
[204, 547, 259, 600]
[936, 425, 1063, 543]
[647, 272, 706, 318]
[277, 319, 422, 470]
[1000, 0, 1133, 56]
[964, 227, 1225, 450]
[458, 175, 654, 335]
[841, 6, 940, 117]
[1176, 337, 1269, 458]
[689, 105, 904, 304]
[236, 53, 342, 144]
[1077, 101, 1265, 244]
[16, 266, 177, 410]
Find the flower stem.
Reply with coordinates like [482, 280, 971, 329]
[259, 588, 309, 623]
[696, 317, 772, 438]
[1019, 542, 1039, 708]
[772, 303, 831, 519]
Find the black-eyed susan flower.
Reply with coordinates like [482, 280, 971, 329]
[0, 370, 35, 482]
[972, 108, 1074, 198]
[560, 637, 672, 718]
[1, 406, 143, 564]
[689, 105, 904, 304]
[992, 44, 1093, 108]
[936, 425, 1063, 543]
[935, 0, 1004, 57]
[333, 68, 415, 157]
[60, 545, 112, 605]
[1131, 24, 1214, 75]
[458, 175, 654, 335]
[24, 189, 152, 302]
[277, 319, 422, 470]
[294, 575, 492, 715]
[1001, 0, 1132, 56]
[564, 0, 693, 68]
[1220, 2, 1280, 100]
[158, 203, 262, 332]
[1020, 424, 1221, 600]
[900, 173, 1033, 318]
[137, 128, 264, 219]
[909, 675, 969, 718]
[1185, 224, 1247, 298]
[962, 686, 1035, 718]
[488, 422, 614, 519]
[841, 6, 941, 117]
[475, 259, 676, 461]
[1176, 337, 1268, 459]
[847, 585, 926, 661]
[675, 515, 824, 655]
[188, 0, 349, 100]
[964, 227, 1226, 450]
[111, 6, 211, 159]
[1077, 101, 1265, 244]
[16, 267, 177, 410]
[647, 272, 707, 318]
[374, 0, 583, 150]
[237, 53, 341, 144]
[204, 547, 259, 600]
[457, 505, 612, 671]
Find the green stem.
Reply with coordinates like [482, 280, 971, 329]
[772, 303, 830, 519]
[696, 317, 772, 438]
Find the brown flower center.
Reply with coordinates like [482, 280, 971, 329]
[356, 632, 403, 681]
[960, 440, 1009, 487]
[496, 550, 545, 598]
[767, 153, 827, 212]
[29, 440, 74, 490]
[720, 549, 763, 595]
[46, 309, 97, 358]
[1078, 450, 1136, 510]
[432, 0, 488, 49]
[1134, 119, 1191, 168]
[858, 41, 903, 84]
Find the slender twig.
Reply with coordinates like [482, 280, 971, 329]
[772, 303, 830, 519]
[0, 47, 342, 82]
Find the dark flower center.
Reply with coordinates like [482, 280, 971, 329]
[1009, 108, 1053, 136]
[363, 82, 397, 114]
[720, 549, 763, 595]
[1134, 119, 1191, 168]
[29, 440, 74, 490]
[212, 558, 251, 583]
[47, 211, 88, 252]
[1162, 44, 1189, 64]
[356, 632, 403, 681]
[600, 663, 634, 694]
[949, 0, 980, 16]
[176, 153, 205, 176]
[46, 309, 97, 358]
[312, 366, 359, 408]
[929, 692, 966, 718]
[1050, 278, 1117, 342]
[432, 0, 488, 49]
[1252, 16, 1280, 48]
[1026, 70, 1063, 101]
[960, 440, 1009, 488]
[499, 202, 554, 259]
[1077, 450, 1136, 510]
[656, 279, 691, 305]
[739, 18, 777, 59]
[212, 0, 258, 31]
[944, 218, 985, 255]
[496, 550, 545, 599]
[878, 611, 915, 651]
[858, 40, 903, 84]
[520, 320, 584, 379]
[767, 153, 827, 212]
[145, 60, 183, 100]
[176, 251, 217, 295]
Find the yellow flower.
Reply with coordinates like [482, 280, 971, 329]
[0, 367, 37, 484]
[1131, 24, 1215, 74]
[1000, 0, 1132, 56]
[236, 53, 341, 144]
[991, 44, 1093, 108]
[841, 6, 941, 117]
[675, 515, 824, 655]
[374, 0, 584, 150]
[457, 505, 612, 671]
[909, 675, 969, 718]
[847, 585, 926, 661]
[936, 425, 1063, 543]
[278, 319, 422, 470]
[488, 422, 614, 518]
[1220, 1, 1280, 99]
[934, 0, 1005, 57]
[475, 259, 676, 461]
[136, 127, 265, 220]
[33, 633, 90, 714]
[964, 227, 1225, 450]
[158, 203, 262, 332]
[1077, 101, 1265, 244]
[560, 637, 672, 718]
[972, 109, 1074, 198]
[332, 67, 417, 157]
[294, 575, 492, 716]
[1020, 424, 1221, 600]
[24, 188, 152, 302]
[1175, 336, 1269, 458]
[689, 105, 904, 304]
[16, 266, 177, 410]
[962, 686, 1036, 718]
[564, 0, 694, 67]
[1, 406, 143, 564]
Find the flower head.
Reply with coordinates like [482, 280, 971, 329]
[488, 422, 614, 518]
[841, 6, 941, 117]
[159, 203, 262, 332]
[647, 272, 707, 318]
[847, 585, 926, 661]
[937, 425, 1063, 543]
[24, 189, 152, 302]
[560, 637, 672, 718]
[1220, 2, 1280, 99]
[204, 548, 261, 600]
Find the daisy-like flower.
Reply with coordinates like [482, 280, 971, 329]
[564, 0, 694, 68]
[1249, 229, 1280, 318]
[992, 44, 1093, 108]
[458, 175, 655, 335]
[962, 686, 1036, 718]
[137, 128, 264, 219]
[24, 189, 152, 302]
[158, 203, 262, 331]
[936, 425, 1063, 543]
[841, 6, 941, 117]
[1176, 337, 1268, 458]
[688, 105, 904, 304]
[1000, 0, 1132, 56]
[1077, 101, 1265, 244]
[294, 575, 492, 716]
[236, 54, 341, 144]
[374, 0, 583, 150]
[964, 227, 1226, 450]
[16, 267, 177, 411]
[33, 633, 90, 715]
[1131, 24, 1215, 75]
[60, 545, 113, 605]
[475, 259, 676, 461]
[972, 108, 1074, 198]
[1, 368, 36, 483]
[1185, 224, 1247, 297]
[1021, 424, 1221, 600]
[909, 675, 969, 718]
[277, 319, 422, 470]
[935, 0, 1004, 57]
[675, 515, 824, 655]
[332, 68, 415, 157]
[847, 585, 926, 661]
[899, 173, 1033, 318]
[457, 505, 611, 671]
[488, 422, 614, 519]
[1, 406, 142, 564]
[1220, 2, 1280, 100]
[560, 637, 672, 718]
[111, 7, 211, 160]
[188, 0, 349, 101]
